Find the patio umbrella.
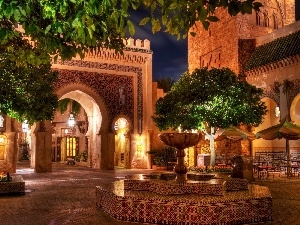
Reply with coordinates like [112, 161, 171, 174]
[256, 119, 300, 177]
[215, 126, 256, 141]
[215, 126, 256, 155]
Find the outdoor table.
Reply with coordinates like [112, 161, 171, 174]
[257, 165, 274, 179]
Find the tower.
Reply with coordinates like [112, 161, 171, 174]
[188, 0, 296, 74]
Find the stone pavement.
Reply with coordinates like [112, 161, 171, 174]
[0, 162, 299, 225]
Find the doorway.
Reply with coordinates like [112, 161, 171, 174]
[56, 136, 79, 161]
[114, 118, 130, 168]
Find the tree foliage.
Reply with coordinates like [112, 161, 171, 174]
[0, 44, 58, 125]
[0, 0, 262, 124]
[139, 0, 262, 38]
[153, 68, 267, 132]
[155, 76, 175, 92]
[57, 98, 82, 116]
[0, 0, 262, 64]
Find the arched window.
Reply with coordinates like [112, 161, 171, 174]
[273, 13, 278, 29]
[256, 12, 261, 26]
[263, 11, 269, 27]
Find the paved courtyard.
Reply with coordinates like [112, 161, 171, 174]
[0, 162, 299, 225]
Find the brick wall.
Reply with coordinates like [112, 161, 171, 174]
[188, 9, 239, 73]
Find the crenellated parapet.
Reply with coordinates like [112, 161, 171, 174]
[16, 25, 153, 64]
[83, 38, 152, 63]
[124, 37, 150, 50]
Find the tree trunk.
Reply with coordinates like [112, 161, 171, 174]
[209, 127, 215, 166]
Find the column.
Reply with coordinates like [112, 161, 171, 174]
[32, 121, 52, 172]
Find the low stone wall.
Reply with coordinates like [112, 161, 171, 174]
[124, 179, 224, 195]
[0, 175, 25, 195]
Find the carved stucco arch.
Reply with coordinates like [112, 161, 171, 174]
[55, 83, 109, 134]
[253, 0, 284, 26]
[289, 80, 300, 123]
[261, 85, 280, 106]
[274, 0, 285, 20]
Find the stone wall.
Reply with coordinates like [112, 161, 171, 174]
[48, 38, 153, 170]
[188, 0, 294, 74]
[188, 0, 298, 158]
[188, 9, 239, 74]
[150, 82, 166, 151]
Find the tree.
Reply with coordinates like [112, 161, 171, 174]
[152, 67, 267, 165]
[0, 0, 262, 64]
[0, 45, 58, 125]
[155, 76, 175, 92]
[0, 0, 262, 124]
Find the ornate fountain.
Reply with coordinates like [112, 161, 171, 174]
[158, 132, 201, 183]
[96, 132, 272, 224]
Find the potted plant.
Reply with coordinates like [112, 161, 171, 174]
[19, 141, 30, 161]
[147, 146, 176, 170]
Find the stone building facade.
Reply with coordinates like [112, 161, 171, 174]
[0, 38, 156, 173]
[188, 0, 299, 158]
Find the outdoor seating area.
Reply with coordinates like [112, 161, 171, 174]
[253, 151, 300, 179]
[215, 154, 234, 167]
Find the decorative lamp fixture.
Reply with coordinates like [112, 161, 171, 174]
[114, 122, 118, 132]
[275, 106, 280, 117]
[68, 113, 76, 127]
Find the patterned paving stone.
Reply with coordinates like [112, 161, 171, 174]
[0, 162, 299, 225]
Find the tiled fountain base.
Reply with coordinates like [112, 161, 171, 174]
[124, 179, 224, 195]
[96, 174, 272, 225]
[0, 175, 25, 195]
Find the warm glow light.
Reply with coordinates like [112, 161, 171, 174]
[22, 120, 29, 133]
[275, 106, 280, 117]
[137, 135, 143, 146]
[0, 135, 7, 144]
[118, 118, 127, 129]
[178, 125, 182, 132]
[68, 113, 75, 127]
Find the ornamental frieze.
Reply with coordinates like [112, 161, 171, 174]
[53, 69, 134, 131]
[53, 60, 144, 132]
[82, 47, 151, 64]
[288, 79, 300, 105]
[262, 85, 280, 106]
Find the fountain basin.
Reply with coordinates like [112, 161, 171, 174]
[96, 179, 272, 225]
[124, 179, 224, 195]
[158, 133, 201, 149]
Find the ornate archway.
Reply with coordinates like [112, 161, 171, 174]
[54, 83, 110, 169]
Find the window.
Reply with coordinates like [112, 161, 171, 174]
[273, 13, 278, 29]
[256, 12, 261, 26]
[263, 11, 269, 27]
[66, 137, 78, 157]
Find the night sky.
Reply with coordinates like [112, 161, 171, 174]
[130, 9, 187, 82]
[131, 2, 300, 81]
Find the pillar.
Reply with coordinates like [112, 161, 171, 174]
[32, 121, 52, 173]
[100, 132, 115, 170]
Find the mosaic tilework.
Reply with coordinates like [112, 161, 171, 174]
[224, 178, 249, 191]
[0, 175, 25, 195]
[96, 180, 272, 224]
[124, 179, 224, 195]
